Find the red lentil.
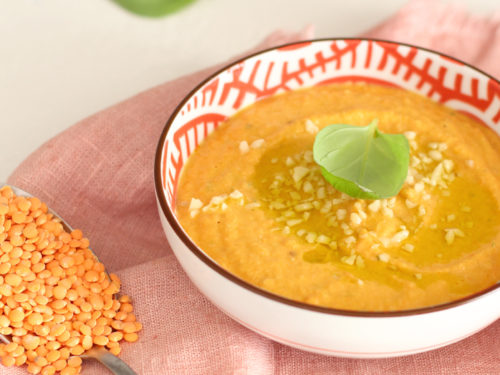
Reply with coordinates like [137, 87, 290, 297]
[0, 186, 141, 374]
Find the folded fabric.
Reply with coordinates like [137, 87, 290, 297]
[364, 0, 500, 78]
[6, 0, 500, 374]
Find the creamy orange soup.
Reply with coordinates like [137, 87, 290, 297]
[176, 83, 500, 311]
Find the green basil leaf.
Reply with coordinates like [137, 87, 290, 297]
[113, 0, 196, 17]
[313, 119, 409, 200]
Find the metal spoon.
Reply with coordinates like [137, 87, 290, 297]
[1, 184, 137, 375]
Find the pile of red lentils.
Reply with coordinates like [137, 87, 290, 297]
[0, 186, 141, 375]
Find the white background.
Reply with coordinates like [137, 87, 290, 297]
[1, 0, 497, 181]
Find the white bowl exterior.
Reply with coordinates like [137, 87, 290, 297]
[156, 39, 500, 357]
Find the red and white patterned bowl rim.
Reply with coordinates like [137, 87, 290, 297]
[154, 38, 500, 317]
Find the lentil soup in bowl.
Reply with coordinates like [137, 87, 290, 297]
[154, 39, 500, 358]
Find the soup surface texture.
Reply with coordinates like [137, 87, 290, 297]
[176, 83, 500, 311]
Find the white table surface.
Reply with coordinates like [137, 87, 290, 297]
[1, 0, 496, 181]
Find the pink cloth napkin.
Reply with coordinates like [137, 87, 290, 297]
[6, 0, 500, 374]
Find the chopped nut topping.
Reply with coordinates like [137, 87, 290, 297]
[239, 140, 250, 154]
[428, 150, 442, 161]
[316, 187, 326, 199]
[305, 119, 319, 134]
[368, 200, 381, 212]
[392, 230, 409, 243]
[305, 232, 317, 243]
[245, 202, 261, 209]
[344, 236, 356, 246]
[303, 151, 313, 163]
[382, 206, 394, 218]
[350, 212, 362, 226]
[188, 198, 203, 217]
[251, 139, 265, 149]
[312, 234, 328, 244]
[444, 228, 465, 244]
[443, 159, 454, 173]
[404, 131, 416, 140]
[341, 223, 353, 235]
[378, 253, 390, 262]
[405, 199, 417, 208]
[295, 202, 313, 212]
[286, 219, 303, 227]
[303, 181, 313, 193]
[292, 166, 310, 182]
[189, 198, 203, 211]
[229, 190, 243, 199]
[320, 201, 332, 214]
[402, 244, 414, 252]
[414, 182, 424, 192]
[341, 254, 356, 265]
[430, 163, 444, 186]
[336, 209, 347, 220]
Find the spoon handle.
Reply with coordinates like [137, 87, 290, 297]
[82, 348, 138, 375]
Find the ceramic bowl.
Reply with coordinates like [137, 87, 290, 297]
[154, 38, 500, 358]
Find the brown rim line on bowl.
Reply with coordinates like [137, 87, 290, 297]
[154, 38, 500, 357]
